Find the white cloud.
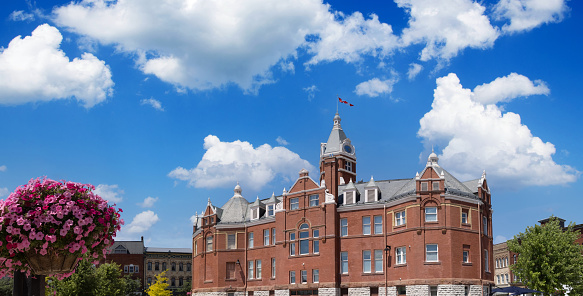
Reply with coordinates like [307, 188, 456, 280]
[169, 135, 315, 191]
[0, 188, 9, 198]
[140, 98, 165, 111]
[94, 184, 124, 203]
[276, 137, 289, 146]
[494, 235, 508, 244]
[355, 77, 398, 97]
[53, 0, 332, 92]
[0, 165, 6, 172]
[9, 10, 35, 22]
[123, 210, 159, 233]
[397, 0, 499, 62]
[472, 72, 550, 105]
[494, 0, 569, 33]
[0, 24, 113, 108]
[407, 63, 423, 80]
[303, 85, 318, 101]
[280, 61, 295, 74]
[138, 196, 159, 208]
[305, 12, 399, 66]
[418, 73, 578, 188]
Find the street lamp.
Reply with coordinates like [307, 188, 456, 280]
[384, 245, 391, 296]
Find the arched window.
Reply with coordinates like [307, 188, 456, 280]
[148, 262, 152, 271]
[179, 263, 184, 271]
[172, 262, 176, 271]
[155, 262, 159, 271]
[162, 262, 167, 271]
[206, 236, 213, 252]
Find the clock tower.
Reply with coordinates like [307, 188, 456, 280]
[319, 112, 356, 198]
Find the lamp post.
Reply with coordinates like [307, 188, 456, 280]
[384, 245, 391, 296]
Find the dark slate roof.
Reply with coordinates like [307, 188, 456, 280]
[219, 195, 249, 223]
[339, 178, 413, 201]
[462, 179, 480, 193]
[109, 241, 145, 254]
[145, 247, 192, 253]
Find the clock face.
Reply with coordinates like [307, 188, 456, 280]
[343, 145, 352, 154]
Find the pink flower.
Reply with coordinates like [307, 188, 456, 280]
[39, 248, 47, 255]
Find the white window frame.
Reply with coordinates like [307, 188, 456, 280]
[345, 161, 352, 172]
[313, 269, 319, 283]
[256, 260, 262, 279]
[485, 249, 489, 272]
[463, 250, 469, 263]
[264, 229, 270, 246]
[395, 210, 406, 226]
[248, 260, 254, 279]
[363, 250, 371, 273]
[483, 216, 488, 235]
[421, 182, 428, 191]
[340, 218, 348, 237]
[227, 233, 236, 249]
[425, 207, 438, 222]
[289, 271, 296, 284]
[290, 233, 296, 256]
[290, 198, 299, 210]
[272, 228, 276, 245]
[206, 236, 213, 252]
[299, 230, 309, 255]
[271, 258, 276, 278]
[340, 252, 348, 274]
[309, 194, 319, 207]
[432, 182, 439, 191]
[426, 244, 438, 262]
[396, 246, 406, 265]
[313, 229, 319, 254]
[374, 215, 383, 234]
[267, 204, 274, 216]
[374, 250, 383, 272]
[248, 232, 254, 248]
[301, 270, 307, 284]
[461, 211, 468, 224]
[362, 216, 371, 235]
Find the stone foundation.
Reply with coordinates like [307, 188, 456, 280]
[378, 286, 397, 296]
[276, 289, 290, 296]
[348, 287, 370, 296]
[319, 288, 340, 296]
[406, 285, 429, 296]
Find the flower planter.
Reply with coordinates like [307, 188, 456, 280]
[25, 249, 80, 275]
[0, 177, 123, 278]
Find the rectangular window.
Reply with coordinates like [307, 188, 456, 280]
[256, 260, 262, 279]
[309, 194, 319, 207]
[299, 231, 309, 255]
[267, 204, 274, 216]
[248, 232, 254, 248]
[341, 218, 348, 237]
[248, 261, 254, 279]
[363, 250, 371, 273]
[290, 233, 296, 256]
[421, 182, 428, 191]
[366, 189, 376, 202]
[272, 228, 276, 245]
[395, 210, 406, 226]
[341, 252, 348, 274]
[124, 265, 129, 273]
[135, 266, 139, 273]
[362, 216, 371, 235]
[430, 286, 437, 296]
[425, 207, 437, 222]
[485, 250, 489, 272]
[463, 250, 469, 263]
[396, 246, 406, 265]
[313, 229, 319, 254]
[301, 270, 307, 284]
[426, 244, 438, 262]
[374, 250, 383, 272]
[313, 269, 319, 283]
[148, 262, 152, 271]
[155, 262, 159, 271]
[483, 217, 488, 235]
[264, 229, 270, 246]
[227, 234, 236, 249]
[432, 182, 439, 191]
[461, 211, 468, 224]
[345, 191, 354, 204]
[505, 274, 509, 284]
[290, 271, 296, 284]
[374, 216, 383, 234]
[497, 275, 500, 284]
[291, 198, 299, 210]
[271, 258, 276, 278]
[345, 161, 352, 172]
[226, 262, 236, 279]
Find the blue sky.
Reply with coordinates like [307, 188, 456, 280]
[0, 0, 581, 248]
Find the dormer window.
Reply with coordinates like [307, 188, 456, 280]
[114, 245, 128, 254]
[364, 176, 379, 202]
[266, 204, 275, 216]
[344, 191, 354, 204]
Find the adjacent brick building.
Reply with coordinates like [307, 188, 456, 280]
[104, 239, 146, 291]
[191, 113, 494, 296]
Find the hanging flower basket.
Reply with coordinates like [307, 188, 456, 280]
[0, 177, 124, 278]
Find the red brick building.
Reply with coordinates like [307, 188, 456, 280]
[104, 239, 146, 291]
[191, 113, 494, 296]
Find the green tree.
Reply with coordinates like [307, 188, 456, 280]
[146, 270, 172, 296]
[123, 274, 142, 295]
[508, 217, 583, 295]
[0, 277, 13, 296]
[176, 279, 192, 296]
[46, 260, 130, 296]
